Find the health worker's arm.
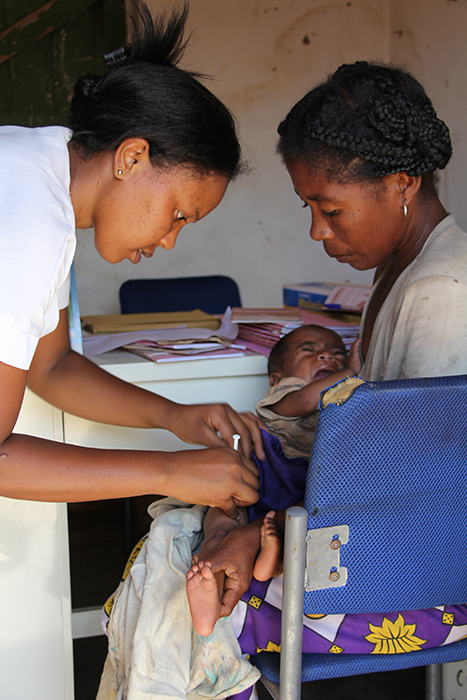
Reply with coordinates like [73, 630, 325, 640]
[0, 311, 260, 511]
[28, 310, 264, 458]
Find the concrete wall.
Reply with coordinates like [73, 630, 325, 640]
[389, 0, 467, 229]
[74, 0, 466, 315]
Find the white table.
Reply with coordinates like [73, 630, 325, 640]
[0, 351, 268, 700]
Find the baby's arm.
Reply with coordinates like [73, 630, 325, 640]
[270, 369, 354, 416]
[271, 339, 362, 418]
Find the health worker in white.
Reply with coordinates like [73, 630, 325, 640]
[0, 4, 262, 512]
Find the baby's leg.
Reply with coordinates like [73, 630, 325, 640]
[253, 511, 283, 581]
[187, 506, 248, 637]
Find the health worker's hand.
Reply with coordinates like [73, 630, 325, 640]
[163, 446, 260, 519]
[164, 402, 265, 460]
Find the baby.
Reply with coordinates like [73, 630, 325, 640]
[187, 324, 361, 636]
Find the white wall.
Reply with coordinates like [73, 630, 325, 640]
[74, 0, 466, 315]
[389, 0, 467, 231]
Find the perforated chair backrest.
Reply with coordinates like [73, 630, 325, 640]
[119, 275, 241, 315]
[303, 374, 467, 615]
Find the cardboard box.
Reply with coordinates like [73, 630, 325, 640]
[283, 282, 371, 312]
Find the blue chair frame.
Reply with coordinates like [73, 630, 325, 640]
[252, 375, 467, 700]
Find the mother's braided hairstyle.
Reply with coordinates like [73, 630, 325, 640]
[277, 61, 452, 190]
[69, 1, 242, 180]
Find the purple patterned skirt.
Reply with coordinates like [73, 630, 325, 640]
[226, 576, 467, 700]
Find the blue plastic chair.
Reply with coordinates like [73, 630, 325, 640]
[251, 374, 467, 700]
[119, 275, 241, 315]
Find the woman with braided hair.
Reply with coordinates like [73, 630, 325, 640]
[0, 2, 263, 511]
[277, 60, 463, 383]
[202, 62, 467, 683]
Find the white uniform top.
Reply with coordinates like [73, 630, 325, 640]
[361, 214, 467, 381]
[0, 125, 76, 370]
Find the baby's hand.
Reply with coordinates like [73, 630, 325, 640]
[347, 339, 362, 375]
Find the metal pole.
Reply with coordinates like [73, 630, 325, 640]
[279, 506, 308, 700]
[425, 664, 442, 700]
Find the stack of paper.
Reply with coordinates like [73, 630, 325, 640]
[81, 306, 360, 362]
[122, 337, 246, 363]
[230, 308, 303, 325]
[227, 308, 360, 356]
[82, 308, 238, 357]
[230, 308, 303, 356]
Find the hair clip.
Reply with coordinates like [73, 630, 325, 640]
[104, 47, 127, 68]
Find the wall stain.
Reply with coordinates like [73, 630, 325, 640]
[274, 3, 386, 59]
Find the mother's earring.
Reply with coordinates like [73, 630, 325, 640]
[116, 169, 124, 176]
[403, 200, 408, 219]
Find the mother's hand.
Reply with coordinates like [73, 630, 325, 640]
[164, 402, 265, 460]
[208, 518, 263, 616]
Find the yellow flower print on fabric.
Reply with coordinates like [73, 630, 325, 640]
[365, 613, 427, 654]
[256, 641, 281, 653]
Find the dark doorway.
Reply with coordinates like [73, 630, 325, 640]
[0, 0, 126, 126]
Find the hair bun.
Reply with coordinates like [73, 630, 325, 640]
[73, 74, 101, 100]
[367, 96, 410, 144]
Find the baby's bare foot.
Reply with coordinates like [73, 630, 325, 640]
[253, 511, 283, 581]
[186, 561, 222, 637]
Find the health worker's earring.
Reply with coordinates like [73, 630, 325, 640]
[116, 169, 124, 176]
[403, 200, 408, 219]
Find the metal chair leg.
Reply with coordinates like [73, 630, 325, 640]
[260, 674, 280, 699]
[425, 664, 442, 700]
[279, 506, 308, 700]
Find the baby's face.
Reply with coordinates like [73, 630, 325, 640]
[276, 326, 347, 385]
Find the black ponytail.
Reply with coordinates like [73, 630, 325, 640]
[70, 2, 242, 179]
